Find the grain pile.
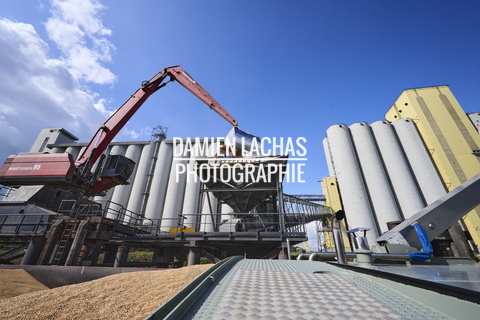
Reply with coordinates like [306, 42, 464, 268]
[0, 269, 49, 300]
[0, 264, 212, 320]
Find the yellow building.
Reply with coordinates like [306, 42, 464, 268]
[385, 86, 480, 253]
[320, 177, 351, 251]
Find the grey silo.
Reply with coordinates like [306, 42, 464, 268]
[392, 118, 446, 206]
[370, 120, 425, 220]
[325, 124, 379, 247]
[143, 142, 173, 224]
[126, 141, 156, 219]
[161, 143, 190, 232]
[350, 122, 401, 234]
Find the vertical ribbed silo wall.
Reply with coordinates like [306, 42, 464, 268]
[322, 137, 336, 177]
[370, 120, 425, 219]
[126, 141, 155, 218]
[143, 142, 173, 224]
[349, 122, 400, 234]
[107, 144, 143, 223]
[200, 192, 218, 232]
[161, 143, 190, 231]
[392, 118, 446, 205]
[182, 143, 202, 229]
[105, 145, 127, 219]
[325, 124, 379, 246]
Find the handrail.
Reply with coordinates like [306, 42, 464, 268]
[145, 256, 243, 320]
[0, 213, 51, 235]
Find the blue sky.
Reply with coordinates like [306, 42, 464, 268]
[0, 0, 479, 196]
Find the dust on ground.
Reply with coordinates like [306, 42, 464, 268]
[0, 264, 212, 320]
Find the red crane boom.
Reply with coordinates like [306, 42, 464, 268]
[0, 66, 238, 196]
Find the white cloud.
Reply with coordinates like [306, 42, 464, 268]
[0, 1, 153, 169]
[0, 1, 116, 163]
[45, 0, 116, 85]
[116, 127, 154, 141]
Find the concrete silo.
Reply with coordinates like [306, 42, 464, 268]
[182, 143, 202, 229]
[349, 122, 401, 234]
[370, 120, 425, 219]
[322, 137, 336, 177]
[125, 141, 155, 220]
[325, 124, 379, 246]
[143, 142, 173, 225]
[392, 118, 446, 205]
[105, 145, 127, 220]
[65, 146, 81, 161]
[108, 144, 143, 223]
[159, 143, 189, 231]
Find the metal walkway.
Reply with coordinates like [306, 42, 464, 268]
[147, 258, 480, 320]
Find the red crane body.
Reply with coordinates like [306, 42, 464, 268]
[0, 66, 238, 196]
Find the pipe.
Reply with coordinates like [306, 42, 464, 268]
[297, 253, 310, 260]
[299, 252, 412, 262]
[331, 210, 347, 264]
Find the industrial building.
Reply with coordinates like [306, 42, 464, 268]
[1, 84, 479, 267]
[0, 126, 328, 266]
[322, 85, 480, 258]
[1, 84, 480, 319]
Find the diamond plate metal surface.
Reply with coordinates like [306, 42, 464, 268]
[186, 259, 454, 320]
[212, 269, 406, 320]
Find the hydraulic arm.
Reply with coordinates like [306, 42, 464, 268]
[0, 66, 238, 196]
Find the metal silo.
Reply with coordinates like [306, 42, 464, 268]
[349, 122, 400, 234]
[370, 120, 425, 219]
[143, 142, 173, 225]
[392, 118, 446, 205]
[325, 124, 379, 246]
[161, 143, 190, 231]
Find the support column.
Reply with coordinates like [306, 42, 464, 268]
[21, 236, 46, 265]
[188, 248, 200, 266]
[102, 246, 117, 265]
[187, 241, 200, 266]
[114, 246, 130, 267]
[278, 248, 288, 260]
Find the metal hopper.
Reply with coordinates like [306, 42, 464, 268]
[196, 128, 288, 213]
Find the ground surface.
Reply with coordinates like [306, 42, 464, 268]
[0, 264, 212, 320]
